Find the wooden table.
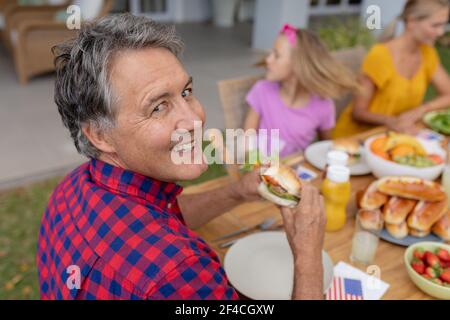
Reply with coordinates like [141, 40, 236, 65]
[184, 127, 433, 300]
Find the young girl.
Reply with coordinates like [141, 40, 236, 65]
[244, 24, 359, 158]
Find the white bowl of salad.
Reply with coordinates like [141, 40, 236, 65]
[364, 133, 446, 180]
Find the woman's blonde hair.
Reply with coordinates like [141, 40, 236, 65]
[379, 0, 449, 42]
[290, 30, 360, 99]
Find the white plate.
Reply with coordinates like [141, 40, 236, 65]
[305, 140, 371, 176]
[223, 231, 334, 300]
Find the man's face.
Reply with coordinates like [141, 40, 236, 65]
[104, 47, 208, 182]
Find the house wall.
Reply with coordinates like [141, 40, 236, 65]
[173, 0, 211, 23]
[252, 0, 309, 50]
[361, 0, 407, 37]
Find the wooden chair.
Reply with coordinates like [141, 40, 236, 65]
[3, 0, 113, 84]
[217, 46, 367, 178]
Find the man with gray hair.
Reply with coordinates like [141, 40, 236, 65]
[37, 13, 326, 300]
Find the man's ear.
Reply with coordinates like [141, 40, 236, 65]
[81, 123, 116, 154]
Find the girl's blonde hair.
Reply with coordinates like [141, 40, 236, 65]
[379, 0, 449, 42]
[291, 30, 360, 99]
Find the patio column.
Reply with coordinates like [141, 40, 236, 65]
[252, 0, 310, 51]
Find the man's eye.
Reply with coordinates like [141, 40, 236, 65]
[182, 88, 193, 98]
[151, 102, 168, 116]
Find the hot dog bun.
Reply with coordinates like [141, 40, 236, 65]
[377, 177, 446, 202]
[382, 197, 417, 225]
[407, 199, 448, 231]
[432, 210, 450, 241]
[359, 181, 389, 210]
[358, 209, 384, 231]
[409, 228, 431, 238]
[385, 222, 409, 239]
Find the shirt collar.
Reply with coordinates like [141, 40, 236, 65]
[89, 158, 183, 208]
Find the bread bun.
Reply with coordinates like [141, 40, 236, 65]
[332, 139, 361, 165]
[385, 222, 409, 239]
[382, 196, 417, 225]
[358, 209, 384, 230]
[409, 228, 431, 238]
[432, 210, 450, 241]
[258, 165, 302, 208]
[377, 177, 446, 202]
[261, 165, 302, 196]
[407, 199, 448, 231]
[257, 183, 298, 208]
[359, 181, 389, 210]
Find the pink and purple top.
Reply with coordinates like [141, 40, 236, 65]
[246, 80, 336, 158]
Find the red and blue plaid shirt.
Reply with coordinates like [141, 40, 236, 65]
[37, 159, 238, 300]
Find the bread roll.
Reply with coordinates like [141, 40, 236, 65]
[359, 181, 388, 210]
[377, 177, 446, 202]
[407, 199, 448, 231]
[358, 209, 384, 231]
[383, 197, 417, 225]
[432, 210, 450, 241]
[409, 228, 431, 238]
[385, 222, 409, 239]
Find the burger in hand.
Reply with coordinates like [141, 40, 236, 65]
[257, 165, 302, 208]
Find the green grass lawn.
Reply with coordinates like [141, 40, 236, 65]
[1, 44, 449, 300]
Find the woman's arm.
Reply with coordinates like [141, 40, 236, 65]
[243, 107, 260, 131]
[397, 64, 450, 125]
[351, 75, 397, 129]
[423, 64, 450, 112]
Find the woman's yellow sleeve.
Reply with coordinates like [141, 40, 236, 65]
[361, 45, 392, 88]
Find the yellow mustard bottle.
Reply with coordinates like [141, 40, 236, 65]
[321, 165, 351, 232]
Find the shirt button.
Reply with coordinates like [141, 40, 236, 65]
[167, 203, 173, 209]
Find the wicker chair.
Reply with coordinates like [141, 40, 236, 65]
[0, 0, 17, 33]
[217, 46, 367, 178]
[3, 0, 113, 84]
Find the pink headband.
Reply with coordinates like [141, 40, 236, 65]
[280, 23, 298, 47]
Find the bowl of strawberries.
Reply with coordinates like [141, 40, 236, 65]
[404, 242, 450, 299]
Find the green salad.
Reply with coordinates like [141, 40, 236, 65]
[423, 109, 450, 135]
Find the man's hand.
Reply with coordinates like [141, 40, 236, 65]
[231, 167, 264, 202]
[280, 183, 326, 260]
[280, 183, 326, 300]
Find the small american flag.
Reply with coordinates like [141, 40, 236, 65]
[325, 277, 364, 300]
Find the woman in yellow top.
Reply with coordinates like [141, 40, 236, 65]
[333, 0, 450, 138]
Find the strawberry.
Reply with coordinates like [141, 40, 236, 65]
[436, 248, 450, 262]
[425, 267, 439, 279]
[425, 252, 441, 268]
[411, 259, 426, 274]
[413, 248, 425, 260]
[440, 269, 450, 284]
